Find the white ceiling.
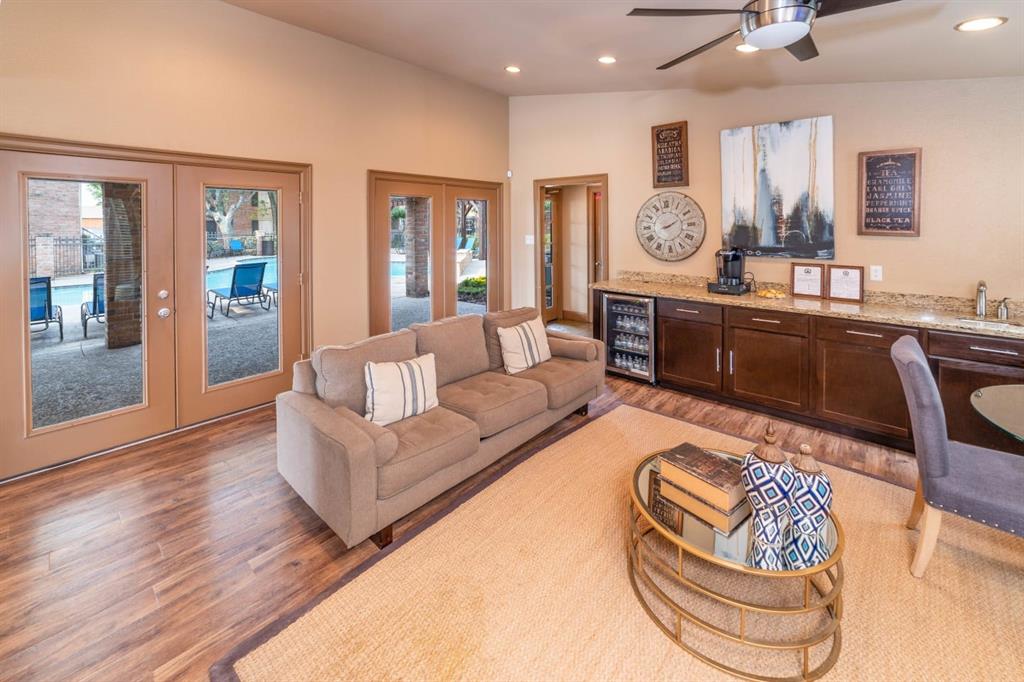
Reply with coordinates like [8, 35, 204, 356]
[225, 0, 1024, 96]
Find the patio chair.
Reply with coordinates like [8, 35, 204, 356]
[229, 238, 245, 255]
[264, 284, 278, 308]
[80, 272, 105, 338]
[463, 236, 476, 253]
[29, 276, 63, 341]
[207, 261, 269, 318]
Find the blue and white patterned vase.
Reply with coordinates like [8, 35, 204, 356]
[741, 422, 796, 571]
[784, 444, 833, 570]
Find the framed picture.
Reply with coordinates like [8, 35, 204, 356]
[721, 115, 834, 259]
[790, 263, 825, 298]
[826, 265, 865, 303]
[651, 120, 689, 188]
[858, 148, 921, 237]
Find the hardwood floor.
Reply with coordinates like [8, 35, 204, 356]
[0, 377, 915, 681]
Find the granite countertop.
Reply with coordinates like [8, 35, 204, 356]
[592, 276, 1024, 340]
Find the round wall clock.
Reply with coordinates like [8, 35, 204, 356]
[635, 191, 706, 262]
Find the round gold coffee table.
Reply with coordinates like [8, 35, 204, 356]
[627, 450, 845, 681]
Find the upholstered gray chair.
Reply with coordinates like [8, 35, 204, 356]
[890, 336, 1024, 577]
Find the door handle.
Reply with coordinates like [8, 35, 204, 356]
[676, 308, 701, 315]
[969, 345, 1019, 357]
[729, 350, 734, 375]
[157, 308, 172, 318]
[751, 317, 781, 324]
[715, 347, 721, 373]
[845, 330, 884, 339]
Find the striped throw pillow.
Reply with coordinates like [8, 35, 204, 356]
[496, 316, 551, 375]
[364, 353, 438, 427]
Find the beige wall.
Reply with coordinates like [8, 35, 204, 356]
[509, 78, 1024, 306]
[0, 0, 509, 345]
[560, 185, 589, 316]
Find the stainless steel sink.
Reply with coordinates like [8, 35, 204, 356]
[956, 317, 1023, 331]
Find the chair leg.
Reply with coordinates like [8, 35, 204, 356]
[910, 504, 942, 578]
[906, 479, 925, 530]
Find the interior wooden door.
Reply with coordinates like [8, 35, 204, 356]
[540, 190, 562, 323]
[445, 185, 499, 316]
[0, 151, 176, 479]
[369, 179, 445, 335]
[174, 166, 302, 426]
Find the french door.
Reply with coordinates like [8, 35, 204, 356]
[369, 173, 500, 335]
[540, 190, 562, 323]
[0, 151, 304, 479]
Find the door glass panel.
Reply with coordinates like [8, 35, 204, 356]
[543, 197, 554, 308]
[27, 178, 144, 428]
[390, 195, 432, 331]
[205, 187, 279, 385]
[455, 198, 487, 315]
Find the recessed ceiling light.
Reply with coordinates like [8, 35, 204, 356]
[597, 56, 617, 65]
[955, 16, 1008, 32]
[505, 65, 521, 73]
[735, 44, 759, 53]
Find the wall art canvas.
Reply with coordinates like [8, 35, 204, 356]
[721, 116, 835, 259]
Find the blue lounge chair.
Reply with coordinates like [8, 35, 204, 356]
[29, 276, 63, 341]
[207, 262, 269, 318]
[80, 272, 105, 338]
[464, 236, 476, 253]
[263, 283, 278, 308]
[229, 238, 245, 255]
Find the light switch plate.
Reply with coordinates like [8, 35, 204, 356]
[869, 265, 883, 282]
[525, 234, 535, 245]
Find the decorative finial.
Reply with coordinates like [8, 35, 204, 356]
[751, 421, 787, 463]
[793, 443, 822, 473]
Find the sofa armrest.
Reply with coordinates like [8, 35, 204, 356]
[275, 391, 379, 547]
[546, 331, 605, 363]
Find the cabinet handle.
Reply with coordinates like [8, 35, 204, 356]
[675, 308, 701, 315]
[846, 330, 884, 339]
[751, 317, 781, 324]
[969, 345, 1020, 357]
[729, 350, 734, 375]
[715, 347, 721, 373]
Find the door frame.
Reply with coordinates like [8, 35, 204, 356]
[533, 174, 609, 323]
[0, 133, 313, 359]
[366, 170, 505, 336]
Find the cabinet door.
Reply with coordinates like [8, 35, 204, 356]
[815, 340, 911, 438]
[934, 358, 1024, 455]
[657, 318, 722, 391]
[726, 327, 810, 412]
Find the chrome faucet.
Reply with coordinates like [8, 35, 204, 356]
[976, 281, 987, 318]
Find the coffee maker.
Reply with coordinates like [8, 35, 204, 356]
[707, 247, 751, 295]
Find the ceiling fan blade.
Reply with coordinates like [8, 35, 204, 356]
[628, 8, 752, 17]
[656, 30, 740, 70]
[785, 34, 819, 61]
[816, 0, 902, 19]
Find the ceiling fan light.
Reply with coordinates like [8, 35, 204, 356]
[744, 21, 810, 49]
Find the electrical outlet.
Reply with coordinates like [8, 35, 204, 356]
[869, 265, 883, 282]
[525, 234, 535, 245]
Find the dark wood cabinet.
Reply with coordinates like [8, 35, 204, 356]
[930, 355, 1024, 456]
[726, 325, 810, 413]
[657, 318, 722, 391]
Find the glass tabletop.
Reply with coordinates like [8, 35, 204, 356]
[971, 384, 1024, 442]
[634, 450, 839, 572]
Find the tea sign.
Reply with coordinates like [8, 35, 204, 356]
[858, 148, 921, 237]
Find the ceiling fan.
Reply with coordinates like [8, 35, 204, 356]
[629, 0, 902, 69]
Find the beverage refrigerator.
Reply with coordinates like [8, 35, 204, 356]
[601, 293, 655, 384]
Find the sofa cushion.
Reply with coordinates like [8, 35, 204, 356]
[411, 315, 490, 387]
[334, 405, 399, 465]
[311, 329, 417, 415]
[437, 372, 548, 437]
[548, 336, 598, 362]
[364, 353, 438, 427]
[483, 307, 539, 370]
[516, 357, 604, 409]
[379, 407, 479, 499]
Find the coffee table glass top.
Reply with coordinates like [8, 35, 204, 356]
[634, 450, 839, 572]
[971, 384, 1024, 442]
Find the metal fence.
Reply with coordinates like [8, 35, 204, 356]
[27, 235, 106, 277]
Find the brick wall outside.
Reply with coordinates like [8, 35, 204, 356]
[404, 197, 430, 298]
[27, 179, 81, 239]
[103, 184, 143, 349]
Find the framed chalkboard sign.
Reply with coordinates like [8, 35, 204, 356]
[652, 120, 689, 188]
[858, 148, 921, 237]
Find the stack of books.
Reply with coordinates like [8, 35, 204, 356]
[656, 442, 750, 534]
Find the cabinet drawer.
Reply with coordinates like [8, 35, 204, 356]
[727, 307, 808, 337]
[815, 317, 919, 349]
[657, 299, 722, 324]
[927, 331, 1024, 368]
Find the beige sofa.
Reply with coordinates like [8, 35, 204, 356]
[276, 307, 605, 549]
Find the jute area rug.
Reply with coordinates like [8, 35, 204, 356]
[215, 405, 1024, 681]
